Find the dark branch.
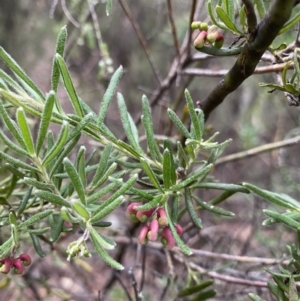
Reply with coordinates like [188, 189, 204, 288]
[202, 0, 296, 119]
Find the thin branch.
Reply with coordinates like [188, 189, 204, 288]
[202, 0, 296, 119]
[115, 272, 134, 301]
[182, 62, 294, 77]
[87, 0, 104, 58]
[174, 255, 270, 287]
[113, 236, 291, 265]
[61, 0, 80, 28]
[215, 134, 300, 166]
[187, 0, 198, 59]
[118, 0, 162, 85]
[166, 0, 180, 58]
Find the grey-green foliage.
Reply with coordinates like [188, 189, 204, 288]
[0, 26, 249, 269]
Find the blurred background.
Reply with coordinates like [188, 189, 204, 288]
[1, 0, 300, 300]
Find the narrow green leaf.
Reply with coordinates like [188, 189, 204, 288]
[140, 158, 163, 192]
[16, 108, 35, 155]
[42, 121, 69, 166]
[87, 182, 118, 204]
[263, 209, 300, 230]
[189, 289, 216, 301]
[17, 186, 33, 216]
[192, 182, 249, 193]
[18, 209, 54, 229]
[294, 49, 300, 85]
[185, 188, 202, 228]
[135, 194, 165, 211]
[0, 69, 28, 96]
[259, 83, 286, 92]
[91, 162, 117, 191]
[0, 46, 44, 100]
[49, 133, 81, 177]
[49, 214, 64, 242]
[0, 130, 30, 157]
[51, 26, 67, 92]
[55, 54, 84, 117]
[216, 5, 243, 34]
[177, 141, 188, 168]
[76, 146, 87, 188]
[63, 158, 86, 205]
[106, 0, 112, 16]
[71, 199, 90, 221]
[66, 112, 93, 144]
[117, 93, 142, 152]
[0, 237, 13, 259]
[89, 225, 115, 250]
[248, 293, 266, 301]
[171, 164, 212, 191]
[282, 61, 291, 87]
[178, 280, 214, 297]
[185, 89, 202, 141]
[289, 276, 298, 301]
[89, 228, 124, 270]
[92, 221, 112, 227]
[239, 5, 247, 30]
[30, 233, 46, 258]
[206, 0, 228, 30]
[242, 183, 299, 210]
[90, 196, 124, 223]
[117, 140, 140, 158]
[163, 149, 172, 190]
[91, 144, 112, 187]
[36, 91, 56, 155]
[253, 0, 266, 20]
[35, 190, 70, 207]
[141, 95, 162, 161]
[0, 150, 38, 172]
[91, 175, 137, 218]
[61, 206, 81, 223]
[11, 224, 19, 246]
[223, 0, 235, 23]
[194, 195, 235, 216]
[167, 108, 192, 139]
[98, 66, 123, 125]
[171, 196, 179, 224]
[28, 227, 51, 235]
[164, 202, 192, 255]
[278, 11, 300, 35]
[24, 177, 55, 191]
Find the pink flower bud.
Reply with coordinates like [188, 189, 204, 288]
[161, 227, 175, 249]
[147, 219, 159, 241]
[0, 258, 12, 274]
[206, 31, 220, 43]
[157, 208, 168, 226]
[127, 202, 142, 222]
[213, 35, 224, 49]
[194, 31, 207, 49]
[138, 225, 149, 245]
[175, 224, 183, 236]
[136, 209, 154, 222]
[12, 258, 24, 275]
[19, 254, 32, 266]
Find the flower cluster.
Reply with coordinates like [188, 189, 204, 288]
[66, 240, 90, 260]
[127, 203, 183, 249]
[191, 22, 224, 49]
[0, 253, 32, 275]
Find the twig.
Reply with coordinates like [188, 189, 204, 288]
[87, 0, 104, 58]
[215, 134, 300, 166]
[182, 62, 294, 77]
[113, 236, 291, 265]
[115, 272, 134, 301]
[61, 0, 80, 28]
[118, 0, 162, 85]
[174, 255, 270, 287]
[129, 267, 141, 301]
[49, 0, 59, 18]
[187, 0, 198, 59]
[166, 0, 180, 59]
